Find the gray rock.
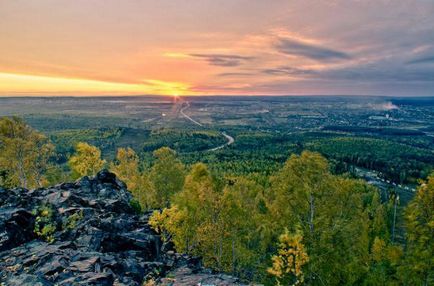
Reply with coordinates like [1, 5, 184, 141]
[0, 208, 35, 251]
[3, 274, 51, 286]
[0, 170, 245, 286]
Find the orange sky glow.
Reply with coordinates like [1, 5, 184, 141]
[1, 0, 433, 96]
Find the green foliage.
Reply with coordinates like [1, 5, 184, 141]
[49, 127, 123, 161]
[150, 151, 397, 285]
[149, 147, 186, 208]
[400, 173, 434, 285]
[307, 137, 434, 184]
[110, 147, 186, 210]
[33, 204, 57, 243]
[365, 237, 403, 285]
[156, 163, 217, 256]
[150, 163, 265, 276]
[143, 129, 226, 152]
[62, 210, 84, 231]
[130, 199, 142, 214]
[268, 151, 377, 285]
[2, 115, 433, 285]
[44, 164, 71, 186]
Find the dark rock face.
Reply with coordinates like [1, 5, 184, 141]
[0, 170, 244, 286]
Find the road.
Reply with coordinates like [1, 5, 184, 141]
[179, 101, 234, 151]
[180, 102, 203, 127]
[353, 166, 415, 203]
[208, 132, 235, 151]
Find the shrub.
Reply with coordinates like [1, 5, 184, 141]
[130, 199, 142, 214]
[63, 210, 84, 230]
[32, 204, 57, 243]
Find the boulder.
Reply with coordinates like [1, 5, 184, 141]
[0, 208, 35, 251]
[0, 170, 245, 285]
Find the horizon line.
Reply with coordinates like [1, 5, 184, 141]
[1, 94, 434, 98]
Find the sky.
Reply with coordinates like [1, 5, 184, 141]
[1, 0, 434, 96]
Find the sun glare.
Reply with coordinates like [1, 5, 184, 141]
[0, 72, 193, 96]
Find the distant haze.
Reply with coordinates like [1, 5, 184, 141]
[1, 0, 434, 96]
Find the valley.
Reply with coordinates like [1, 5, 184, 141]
[1, 95, 433, 187]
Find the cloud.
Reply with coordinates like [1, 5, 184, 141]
[321, 62, 434, 82]
[275, 38, 351, 61]
[190, 53, 253, 67]
[217, 72, 254, 77]
[191, 84, 252, 93]
[406, 55, 434, 65]
[262, 66, 317, 76]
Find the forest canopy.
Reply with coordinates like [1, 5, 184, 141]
[0, 116, 432, 285]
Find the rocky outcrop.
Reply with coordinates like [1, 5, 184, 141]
[0, 170, 245, 286]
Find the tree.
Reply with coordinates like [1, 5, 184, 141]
[173, 163, 218, 255]
[218, 177, 268, 279]
[268, 151, 377, 285]
[68, 142, 105, 178]
[269, 151, 331, 235]
[401, 174, 434, 285]
[110, 147, 153, 209]
[268, 229, 309, 286]
[149, 147, 185, 207]
[151, 151, 392, 285]
[0, 117, 55, 189]
[110, 147, 140, 189]
[149, 205, 189, 249]
[150, 166, 267, 279]
[365, 236, 403, 285]
[150, 163, 219, 256]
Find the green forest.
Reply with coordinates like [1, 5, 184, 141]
[0, 116, 432, 285]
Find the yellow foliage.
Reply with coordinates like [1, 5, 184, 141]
[149, 206, 190, 251]
[371, 237, 386, 262]
[386, 245, 403, 266]
[268, 229, 309, 286]
[68, 142, 106, 177]
[110, 147, 140, 190]
[110, 147, 154, 209]
[0, 116, 55, 189]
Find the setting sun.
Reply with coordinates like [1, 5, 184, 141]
[0, 72, 193, 96]
[1, 1, 432, 96]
